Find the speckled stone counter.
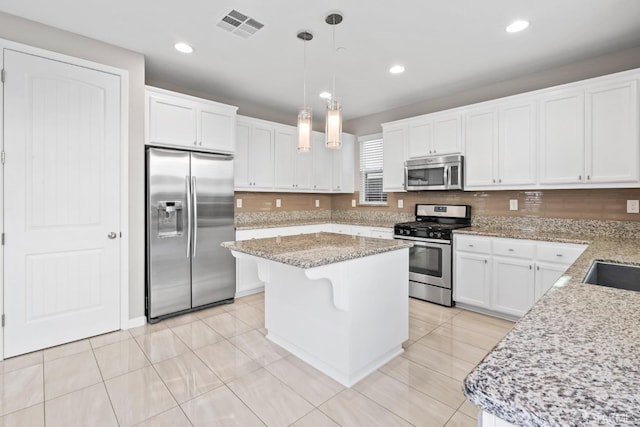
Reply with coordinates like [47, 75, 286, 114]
[222, 231, 411, 268]
[459, 227, 640, 426]
[234, 219, 398, 230]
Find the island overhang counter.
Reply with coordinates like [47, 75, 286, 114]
[222, 232, 412, 387]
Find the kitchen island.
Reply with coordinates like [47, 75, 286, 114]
[222, 232, 412, 387]
[459, 229, 640, 426]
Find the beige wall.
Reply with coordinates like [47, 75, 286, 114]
[238, 188, 640, 222]
[0, 12, 147, 320]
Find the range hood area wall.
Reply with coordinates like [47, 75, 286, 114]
[236, 188, 640, 223]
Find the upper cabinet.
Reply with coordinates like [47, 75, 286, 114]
[145, 86, 237, 153]
[274, 125, 312, 190]
[331, 133, 355, 193]
[235, 117, 275, 190]
[382, 122, 408, 192]
[407, 112, 462, 158]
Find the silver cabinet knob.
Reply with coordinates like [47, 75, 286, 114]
[108, 232, 117, 239]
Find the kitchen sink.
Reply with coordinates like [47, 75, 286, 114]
[583, 261, 640, 292]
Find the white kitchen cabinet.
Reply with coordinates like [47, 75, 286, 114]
[492, 257, 535, 318]
[382, 122, 408, 192]
[534, 262, 568, 300]
[407, 112, 462, 159]
[369, 227, 394, 239]
[332, 133, 355, 193]
[145, 86, 237, 153]
[464, 99, 536, 189]
[312, 131, 333, 191]
[454, 251, 492, 309]
[331, 224, 352, 235]
[274, 124, 312, 191]
[235, 117, 275, 190]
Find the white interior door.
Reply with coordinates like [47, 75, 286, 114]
[3, 49, 121, 358]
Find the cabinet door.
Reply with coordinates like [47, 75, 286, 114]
[498, 101, 536, 186]
[147, 94, 197, 148]
[199, 106, 235, 153]
[534, 262, 568, 301]
[432, 113, 461, 155]
[332, 133, 355, 192]
[311, 132, 331, 191]
[492, 257, 535, 317]
[274, 126, 297, 190]
[295, 143, 313, 191]
[251, 124, 275, 189]
[539, 89, 585, 184]
[454, 252, 491, 309]
[234, 121, 251, 188]
[407, 118, 432, 158]
[382, 123, 408, 191]
[464, 109, 497, 187]
[586, 79, 639, 184]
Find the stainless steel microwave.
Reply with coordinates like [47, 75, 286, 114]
[405, 154, 464, 191]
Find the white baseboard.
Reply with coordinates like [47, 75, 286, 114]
[235, 286, 265, 298]
[126, 316, 147, 329]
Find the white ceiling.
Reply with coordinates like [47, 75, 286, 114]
[1, 0, 640, 123]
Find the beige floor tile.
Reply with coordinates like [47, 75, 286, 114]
[105, 366, 176, 426]
[408, 316, 440, 341]
[354, 370, 457, 426]
[431, 322, 503, 351]
[409, 299, 459, 325]
[402, 343, 476, 382]
[232, 305, 265, 329]
[181, 385, 264, 427]
[237, 292, 264, 305]
[222, 301, 251, 313]
[154, 352, 222, 403]
[228, 368, 313, 426]
[1, 351, 43, 374]
[94, 339, 150, 380]
[133, 407, 192, 427]
[265, 356, 344, 406]
[171, 320, 224, 350]
[445, 411, 477, 427]
[201, 312, 253, 338]
[229, 330, 288, 366]
[291, 409, 339, 427]
[450, 313, 513, 341]
[417, 333, 490, 365]
[43, 339, 91, 362]
[458, 399, 481, 419]
[454, 310, 515, 330]
[194, 304, 229, 320]
[44, 350, 102, 400]
[45, 383, 118, 427]
[90, 330, 132, 349]
[379, 357, 466, 409]
[135, 329, 190, 364]
[129, 322, 168, 338]
[0, 403, 44, 427]
[402, 340, 415, 350]
[0, 365, 44, 416]
[320, 389, 412, 427]
[163, 312, 200, 329]
[194, 340, 261, 383]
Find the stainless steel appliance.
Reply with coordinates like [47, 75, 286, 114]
[146, 147, 235, 322]
[394, 204, 471, 306]
[405, 154, 464, 191]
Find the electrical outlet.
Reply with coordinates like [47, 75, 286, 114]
[627, 200, 639, 214]
[315, 199, 320, 208]
[351, 199, 356, 208]
[276, 199, 281, 208]
[397, 199, 404, 209]
[509, 199, 518, 211]
[236, 198, 242, 209]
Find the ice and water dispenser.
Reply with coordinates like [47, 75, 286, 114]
[157, 201, 184, 238]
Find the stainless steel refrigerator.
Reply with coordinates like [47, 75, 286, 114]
[146, 147, 235, 322]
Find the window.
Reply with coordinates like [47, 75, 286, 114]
[359, 136, 387, 204]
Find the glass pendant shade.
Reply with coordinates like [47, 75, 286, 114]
[325, 98, 342, 149]
[297, 107, 312, 152]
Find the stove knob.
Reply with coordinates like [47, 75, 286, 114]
[435, 232, 442, 239]
[428, 231, 434, 238]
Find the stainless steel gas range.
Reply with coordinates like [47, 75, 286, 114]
[393, 204, 471, 307]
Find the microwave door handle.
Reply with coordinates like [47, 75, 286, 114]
[444, 164, 450, 189]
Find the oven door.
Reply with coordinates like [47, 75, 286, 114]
[407, 239, 452, 289]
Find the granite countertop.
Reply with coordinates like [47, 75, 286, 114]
[222, 231, 412, 269]
[459, 228, 640, 426]
[234, 219, 398, 231]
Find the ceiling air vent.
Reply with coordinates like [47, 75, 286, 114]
[217, 9, 264, 38]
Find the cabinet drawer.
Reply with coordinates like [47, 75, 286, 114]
[493, 238, 535, 259]
[455, 235, 491, 254]
[536, 243, 586, 264]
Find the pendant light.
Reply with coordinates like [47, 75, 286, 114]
[297, 31, 313, 153]
[325, 12, 343, 150]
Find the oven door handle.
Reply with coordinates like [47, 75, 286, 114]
[394, 236, 451, 246]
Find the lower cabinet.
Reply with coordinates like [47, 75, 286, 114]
[454, 235, 586, 319]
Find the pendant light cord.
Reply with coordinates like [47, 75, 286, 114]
[303, 37, 307, 108]
[331, 21, 336, 100]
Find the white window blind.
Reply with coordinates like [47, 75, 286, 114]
[359, 138, 387, 204]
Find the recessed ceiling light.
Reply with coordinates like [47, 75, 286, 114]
[505, 20, 529, 33]
[174, 42, 194, 53]
[319, 91, 332, 99]
[390, 65, 405, 74]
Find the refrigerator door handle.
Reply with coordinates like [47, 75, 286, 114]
[192, 176, 198, 257]
[186, 175, 192, 258]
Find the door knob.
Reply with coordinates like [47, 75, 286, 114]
[108, 232, 117, 239]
